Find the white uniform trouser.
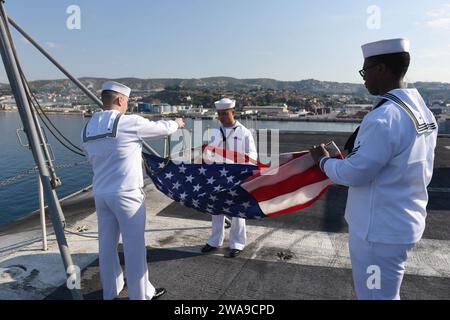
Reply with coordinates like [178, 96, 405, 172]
[207, 215, 246, 250]
[348, 232, 415, 300]
[94, 189, 156, 300]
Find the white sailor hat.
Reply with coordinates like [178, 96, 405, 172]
[361, 38, 410, 59]
[214, 98, 236, 110]
[101, 81, 131, 98]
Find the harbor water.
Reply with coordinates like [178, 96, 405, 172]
[0, 111, 361, 226]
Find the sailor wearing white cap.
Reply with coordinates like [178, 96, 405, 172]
[310, 38, 438, 300]
[81, 81, 185, 300]
[101, 81, 132, 97]
[201, 98, 257, 258]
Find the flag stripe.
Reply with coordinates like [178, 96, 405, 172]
[243, 151, 310, 184]
[248, 166, 328, 202]
[277, 151, 309, 165]
[202, 145, 266, 167]
[267, 185, 331, 217]
[258, 179, 332, 215]
[144, 143, 341, 220]
[241, 152, 315, 192]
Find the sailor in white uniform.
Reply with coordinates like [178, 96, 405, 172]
[81, 81, 184, 300]
[201, 98, 258, 258]
[310, 38, 438, 300]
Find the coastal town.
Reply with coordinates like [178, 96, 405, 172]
[1, 78, 450, 128]
[1, 0, 450, 305]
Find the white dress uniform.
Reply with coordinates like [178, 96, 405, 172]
[81, 81, 179, 300]
[206, 98, 257, 251]
[319, 39, 438, 300]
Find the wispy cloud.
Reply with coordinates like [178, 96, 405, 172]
[418, 44, 450, 59]
[425, 4, 450, 30]
[45, 41, 62, 49]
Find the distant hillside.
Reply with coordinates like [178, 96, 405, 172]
[0, 77, 369, 94]
[20, 77, 369, 95]
[1, 77, 449, 102]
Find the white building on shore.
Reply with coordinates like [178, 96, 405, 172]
[242, 104, 289, 116]
[342, 104, 372, 112]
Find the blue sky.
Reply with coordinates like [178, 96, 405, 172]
[1, 0, 450, 83]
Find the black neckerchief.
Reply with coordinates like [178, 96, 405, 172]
[343, 99, 387, 154]
[219, 123, 238, 149]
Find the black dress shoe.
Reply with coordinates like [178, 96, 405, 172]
[225, 249, 242, 258]
[151, 288, 166, 300]
[201, 243, 218, 253]
[224, 216, 232, 229]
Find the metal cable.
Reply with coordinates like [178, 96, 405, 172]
[0, 160, 89, 187]
[0, 167, 38, 187]
[28, 86, 85, 153]
[19, 69, 86, 156]
[4, 14, 86, 157]
[31, 102, 86, 157]
[64, 229, 98, 239]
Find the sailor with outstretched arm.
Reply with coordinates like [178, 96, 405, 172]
[81, 81, 185, 300]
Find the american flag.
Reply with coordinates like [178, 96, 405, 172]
[143, 142, 342, 219]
